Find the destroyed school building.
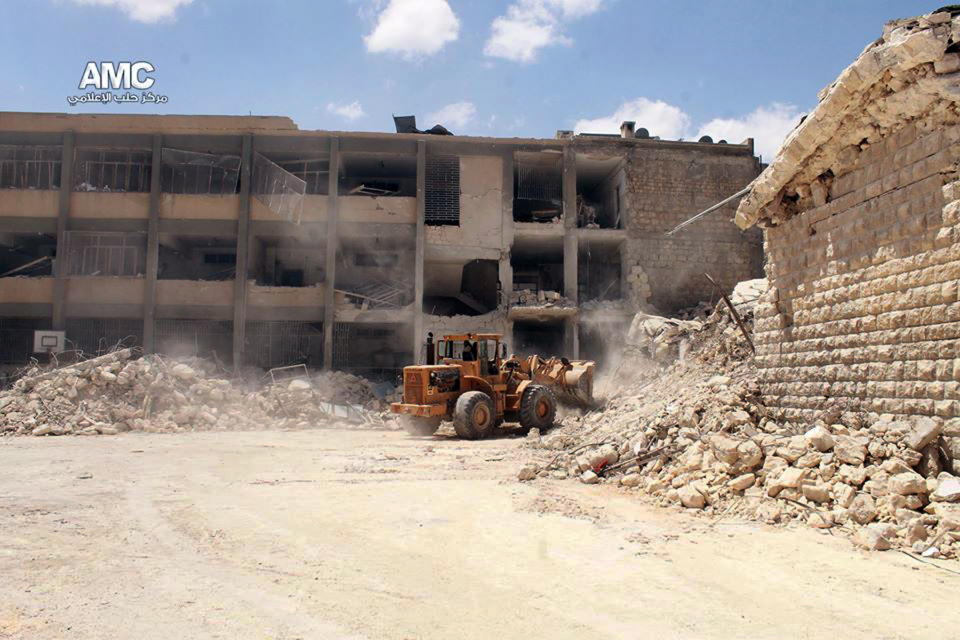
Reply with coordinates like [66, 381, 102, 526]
[0, 112, 761, 380]
[738, 10, 960, 421]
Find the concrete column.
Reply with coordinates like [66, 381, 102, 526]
[564, 316, 579, 359]
[322, 137, 340, 369]
[412, 139, 426, 363]
[562, 147, 578, 302]
[52, 131, 75, 330]
[143, 135, 162, 353]
[499, 150, 514, 307]
[232, 134, 253, 370]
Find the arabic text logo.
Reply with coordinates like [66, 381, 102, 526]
[67, 61, 168, 107]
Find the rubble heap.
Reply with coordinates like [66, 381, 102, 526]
[521, 284, 960, 558]
[0, 349, 391, 437]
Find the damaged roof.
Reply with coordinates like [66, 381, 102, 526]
[735, 8, 960, 229]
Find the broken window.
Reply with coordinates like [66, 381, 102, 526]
[64, 231, 146, 277]
[510, 238, 565, 306]
[0, 145, 61, 190]
[576, 155, 624, 229]
[579, 240, 623, 303]
[423, 258, 499, 316]
[64, 318, 142, 356]
[252, 236, 326, 287]
[513, 319, 565, 357]
[514, 152, 562, 222]
[340, 153, 416, 197]
[244, 321, 323, 369]
[0, 233, 56, 277]
[336, 237, 413, 308]
[353, 253, 398, 268]
[158, 235, 236, 281]
[333, 321, 410, 381]
[156, 319, 233, 364]
[160, 148, 240, 195]
[276, 158, 329, 195]
[424, 155, 460, 225]
[0, 318, 49, 366]
[252, 153, 306, 222]
[74, 148, 151, 192]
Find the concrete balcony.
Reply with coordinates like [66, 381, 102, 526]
[0, 189, 58, 218]
[0, 276, 54, 316]
[340, 195, 415, 224]
[160, 194, 240, 220]
[65, 276, 144, 318]
[156, 279, 234, 320]
[251, 194, 327, 223]
[247, 283, 325, 321]
[71, 192, 149, 219]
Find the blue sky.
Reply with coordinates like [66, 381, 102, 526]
[0, 0, 937, 160]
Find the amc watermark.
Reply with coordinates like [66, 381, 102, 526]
[67, 61, 168, 106]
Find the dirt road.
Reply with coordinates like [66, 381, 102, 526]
[1, 429, 956, 639]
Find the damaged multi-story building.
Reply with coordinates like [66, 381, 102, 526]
[0, 112, 762, 380]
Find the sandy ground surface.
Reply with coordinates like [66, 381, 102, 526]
[1, 428, 958, 640]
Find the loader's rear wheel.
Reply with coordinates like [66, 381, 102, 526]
[519, 384, 557, 430]
[400, 415, 441, 437]
[453, 391, 496, 440]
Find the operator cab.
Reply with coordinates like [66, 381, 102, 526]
[435, 333, 504, 375]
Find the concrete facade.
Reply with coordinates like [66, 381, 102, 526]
[0, 111, 761, 380]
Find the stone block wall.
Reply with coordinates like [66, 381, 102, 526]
[755, 121, 960, 421]
[621, 148, 763, 312]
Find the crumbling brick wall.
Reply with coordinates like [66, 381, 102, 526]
[621, 147, 763, 312]
[755, 121, 960, 421]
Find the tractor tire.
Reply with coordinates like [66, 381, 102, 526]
[453, 391, 496, 440]
[400, 415, 441, 437]
[519, 384, 557, 430]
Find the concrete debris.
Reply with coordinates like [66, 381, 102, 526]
[510, 289, 575, 308]
[521, 278, 960, 558]
[0, 349, 393, 437]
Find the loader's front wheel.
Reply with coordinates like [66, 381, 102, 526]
[400, 415, 441, 437]
[519, 384, 557, 430]
[453, 391, 496, 440]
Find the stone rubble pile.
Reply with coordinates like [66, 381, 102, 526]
[510, 289, 575, 308]
[520, 283, 960, 558]
[0, 349, 392, 437]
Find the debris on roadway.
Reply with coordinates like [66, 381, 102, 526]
[521, 279, 960, 559]
[0, 349, 393, 436]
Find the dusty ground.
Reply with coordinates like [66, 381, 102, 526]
[1, 429, 957, 639]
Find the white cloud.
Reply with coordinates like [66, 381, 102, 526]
[364, 0, 459, 58]
[484, 0, 603, 63]
[69, 0, 193, 22]
[326, 101, 365, 121]
[574, 97, 692, 140]
[697, 103, 804, 161]
[426, 101, 477, 130]
[573, 97, 804, 161]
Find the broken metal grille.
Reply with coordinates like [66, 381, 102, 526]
[156, 319, 233, 363]
[0, 145, 62, 190]
[332, 322, 353, 369]
[516, 163, 561, 202]
[160, 148, 241, 195]
[64, 318, 141, 356]
[424, 155, 460, 226]
[252, 153, 306, 223]
[74, 148, 151, 192]
[64, 231, 146, 277]
[0, 318, 47, 365]
[277, 158, 329, 195]
[156, 319, 232, 361]
[244, 321, 323, 369]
